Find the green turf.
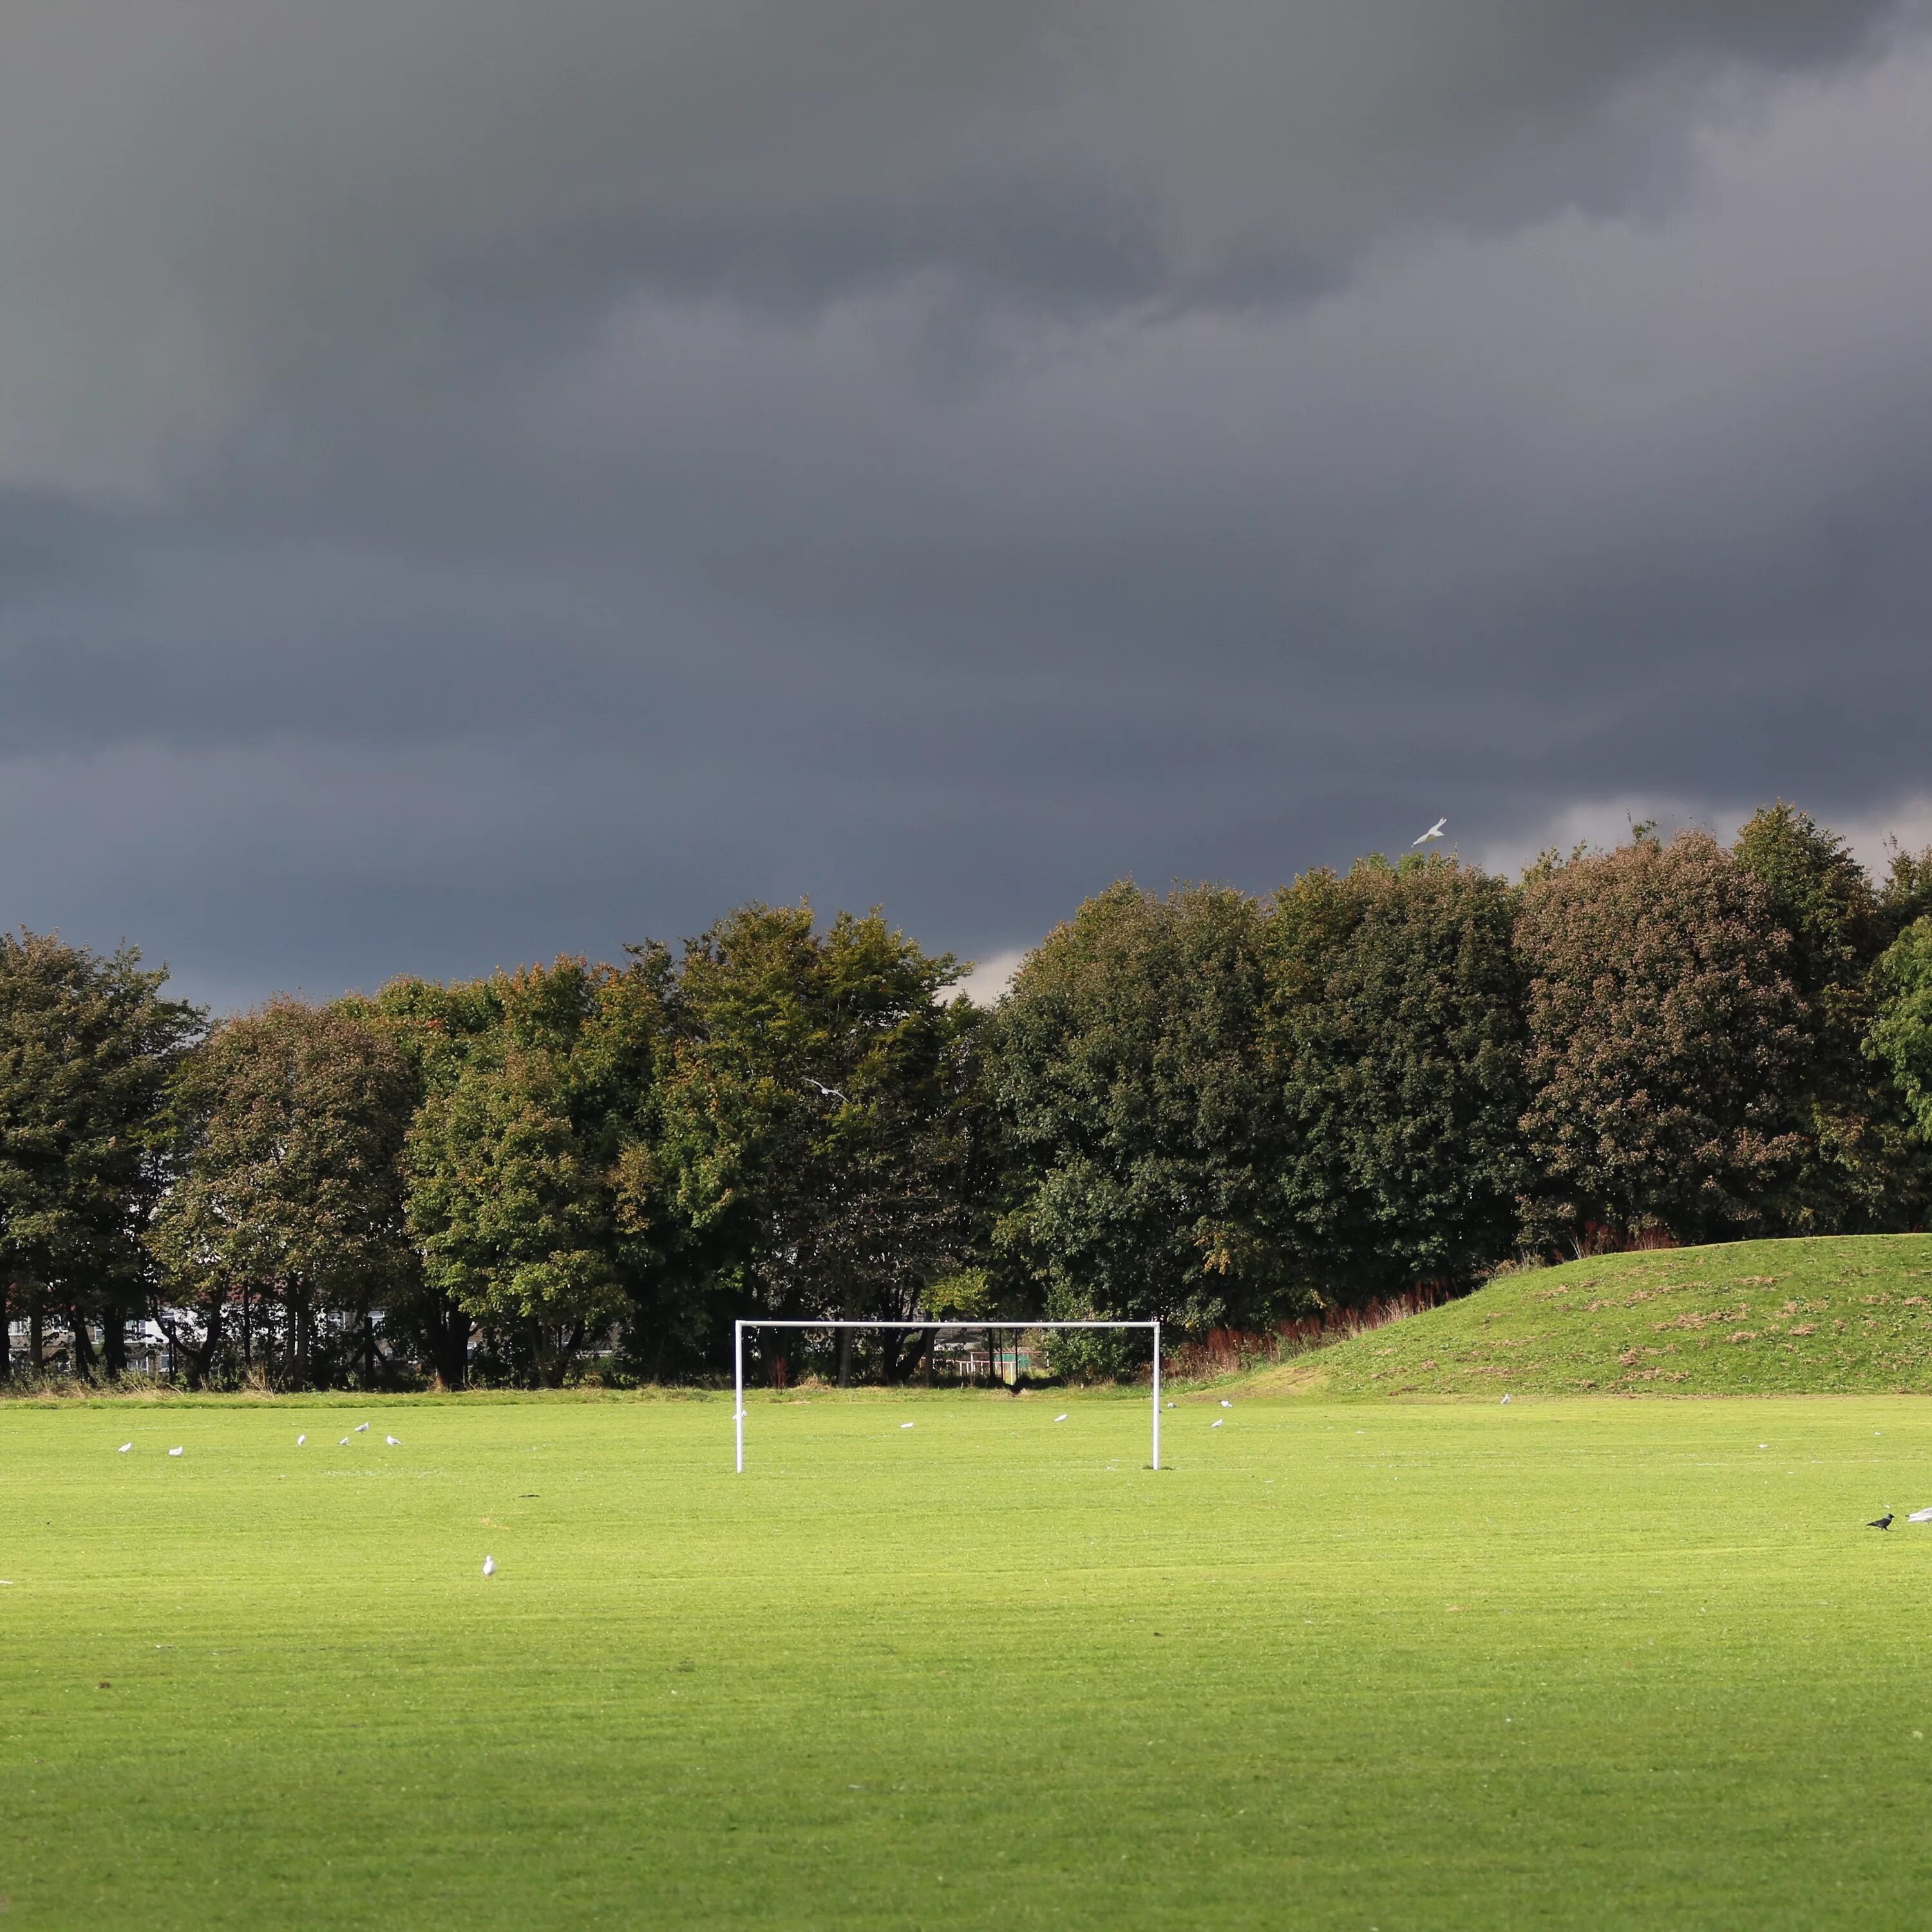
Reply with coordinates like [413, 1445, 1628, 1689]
[7, 1388, 1932, 1928]
[1267, 1233, 1932, 1399]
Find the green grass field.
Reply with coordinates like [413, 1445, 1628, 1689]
[1269, 1233, 1932, 1399]
[8, 1385, 1932, 1927]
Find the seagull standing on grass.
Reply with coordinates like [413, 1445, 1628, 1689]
[900, 1422, 915, 1430]
[386, 1435, 401, 1446]
[296, 1435, 306, 1446]
[1413, 818, 1448, 848]
[167, 1446, 184, 1457]
[482, 1556, 496, 1577]
[1054, 1414, 1068, 1423]
[354, 1423, 370, 1434]
[1211, 1418, 1224, 1429]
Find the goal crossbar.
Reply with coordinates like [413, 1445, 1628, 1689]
[732, 1319, 1162, 1472]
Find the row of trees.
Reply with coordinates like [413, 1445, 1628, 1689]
[8, 805, 1932, 1388]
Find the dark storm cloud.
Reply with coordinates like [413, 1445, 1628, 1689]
[0, 0, 1927, 1004]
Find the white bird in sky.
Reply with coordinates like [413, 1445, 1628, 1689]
[117, 1443, 132, 1454]
[805, 1077, 848, 1103]
[386, 1435, 401, 1446]
[167, 1446, 184, 1457]
[354, 1422, 370, 1434]
[1412, 817, 1448, 847]
[482, 1555, 496, 1578]
[1909, 1508, 1932, 1523]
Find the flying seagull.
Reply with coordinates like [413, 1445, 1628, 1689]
[804, 1077, 848, 1103]
[117, 1443, 132, 1454]
[1870, 1513, 1895, 1530]
[1412, 817, 1447, 847]
[1909, 1508, 1932, 1524]
[482, 1555, 496, 1578]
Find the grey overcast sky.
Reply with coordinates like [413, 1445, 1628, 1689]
[4, 0, 1931, 1006]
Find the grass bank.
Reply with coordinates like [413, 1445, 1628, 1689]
[1250, 1232, 1932, 1399]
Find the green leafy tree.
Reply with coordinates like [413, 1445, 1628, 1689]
[1262, 853, 1527, 1301]
[149, 998, 418, 1388]
[1866, 918, 1932, 1144]
[1517, 831, 1806, 1249]
[987, 882, 1287, 1345]
[0, 931, 203, 1378]
[395, 956, 666, 1386]
[643, 904, 989, 1383]
[1732, 803, 1930, 1231]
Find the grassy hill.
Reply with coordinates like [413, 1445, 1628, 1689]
[1253, 1233, 1932, 1398]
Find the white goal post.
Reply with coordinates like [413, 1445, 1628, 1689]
[733, 1320, 1162, 1472]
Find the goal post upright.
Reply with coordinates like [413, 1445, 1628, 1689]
[730, 1318, 1162, 1472]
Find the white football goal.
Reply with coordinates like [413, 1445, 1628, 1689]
[732, 1319, 1163, 1472]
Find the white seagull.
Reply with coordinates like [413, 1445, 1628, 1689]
[167, 1446, 184, 1457]
[1210, 1418, 1224, 1428]
[339, 1437, 350, 1446]
[804, 1077, 848, 1103]
[1500, 1394, 1511, 1405]
[1412, 817, 1448, 847]
[1219, 1399, 1233, 1408]
[899, 1421, 915, 1430]
[1909, 1508, 1932, 1523]
[385, 1435, 401, 1446]
[482, 1555, 497, 1578]
[1054, 1413, 1069, 1423]
[354, 1422, 371, 1434]
[296, 1434, 306, 1446]
[117, 1443, 132, 1454]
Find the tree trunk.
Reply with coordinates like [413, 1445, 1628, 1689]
[1, 1280, 11, 1379]
[71, 1312, 99, 1378]
[837, 1326, 855, 1388]
[426, 1296, 469, 1392]
[103, 1306, 127, 1378]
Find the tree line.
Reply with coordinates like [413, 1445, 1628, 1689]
[8, 803, 1932, 1389]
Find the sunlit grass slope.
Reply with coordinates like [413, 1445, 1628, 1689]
[1264, 1233, 1932, 1399]
[8, 1390, 1932, 1927]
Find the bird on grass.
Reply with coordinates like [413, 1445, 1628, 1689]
[1054, 1414, 1068, 1422]
[1870, 1513, 1895, 1530]
[297, 1434, 306, 1446]
[482, 1555, 496, 1578]
[339, 1437, 350, 1446]
[899, 1422, 915, 1430]
[386, 1435, 401, 1446]
[1412, 817, 1448, 847]
[354, 1423, 370, 1434]
[1219, 1399, 1233, 1408]
[1500, 1394, 1511, 1405]
[1910, 1508, 1932, 1524]
[167, 1446, 184, 1457]
[1211, 1418, 1225, 1429]
[117, 1443, 131, 1454]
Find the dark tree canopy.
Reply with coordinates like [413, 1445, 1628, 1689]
[1263, 854, 1528, 1300]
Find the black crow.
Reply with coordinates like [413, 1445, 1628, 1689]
[1870, 1513, 1895, 1530]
